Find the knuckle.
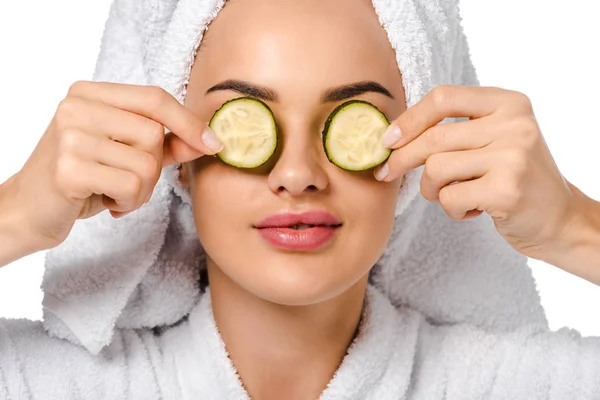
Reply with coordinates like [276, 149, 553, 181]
[497, 174, 523, 208]
[431, 85, 453, 109]
[54, 156, 79, 197]
[145, 120, 165, 148]
[57, 128, 84, 156]
[67, 80, 91, 97]
[423, 154, 446, 184]
[425, 125, 449, 149]
[438, 184, 456, 209]
[55, 98, 81, 130]
[514, 115, 540, 149]
[503, 148, 528, 174]
[510, 90, 534, 112]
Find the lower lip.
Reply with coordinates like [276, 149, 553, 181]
[256, 226, 340, 250]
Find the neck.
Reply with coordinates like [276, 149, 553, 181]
[207, 259, 368, 400]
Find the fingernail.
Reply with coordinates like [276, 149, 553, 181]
[381, 125, 402, 148]
[374, 162, 389, 181]
[201, 126, 224, 153]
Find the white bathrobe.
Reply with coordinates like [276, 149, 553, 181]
[2, 0, 599, 398]
[2, 285, 600, 399]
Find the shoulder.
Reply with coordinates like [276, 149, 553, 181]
[398, 306, 600, 399]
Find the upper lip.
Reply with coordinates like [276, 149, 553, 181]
[254, 210, 342, 228]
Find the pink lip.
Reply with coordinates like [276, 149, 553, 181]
[254, 210, 342, 250]
[255, 210, 341, 228]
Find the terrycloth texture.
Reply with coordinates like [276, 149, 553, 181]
[40, 0, 548, 357]
[3, 285, 600, 399]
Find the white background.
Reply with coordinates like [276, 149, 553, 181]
[1, 1, 599, 335]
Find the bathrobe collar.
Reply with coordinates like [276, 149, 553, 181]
[174, 285, 421, 399]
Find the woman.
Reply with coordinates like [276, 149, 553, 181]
[1, 0, 600, 398]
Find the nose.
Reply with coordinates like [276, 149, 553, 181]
[267, 128, 328, 197]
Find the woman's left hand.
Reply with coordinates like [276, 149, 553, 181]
[374, 85, 595, 266]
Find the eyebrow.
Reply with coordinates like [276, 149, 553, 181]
[205, 79, 394, 103]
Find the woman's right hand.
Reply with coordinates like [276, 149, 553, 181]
[4, 81, 223, 252]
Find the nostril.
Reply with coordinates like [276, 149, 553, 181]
[277, 184, 319, 194]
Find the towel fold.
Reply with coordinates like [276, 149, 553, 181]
[41, 0, 548, 356]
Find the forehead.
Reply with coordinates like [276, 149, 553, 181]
[193, 0, 403, 100]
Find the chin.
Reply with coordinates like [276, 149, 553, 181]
[234, 254, 368, 306]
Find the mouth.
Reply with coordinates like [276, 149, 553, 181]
[253, 210, 342, 229]
[284, 223, 339, 230]
[253, 211, 342, 250]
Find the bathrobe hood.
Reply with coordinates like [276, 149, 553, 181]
[40, 0, 548, 355]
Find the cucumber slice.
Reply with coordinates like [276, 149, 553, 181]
[209, 97, 278, 168]
[322, 100, 392, 171]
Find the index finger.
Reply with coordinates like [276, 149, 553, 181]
[383, 85, 506, 150]
[67, 80, 220, 156]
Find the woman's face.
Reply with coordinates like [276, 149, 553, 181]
[181, 0, 406, 306]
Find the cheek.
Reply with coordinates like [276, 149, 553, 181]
[189, 159, 259, 241]
[190, 157, 259, 222]
[339, 173, 400, 256]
